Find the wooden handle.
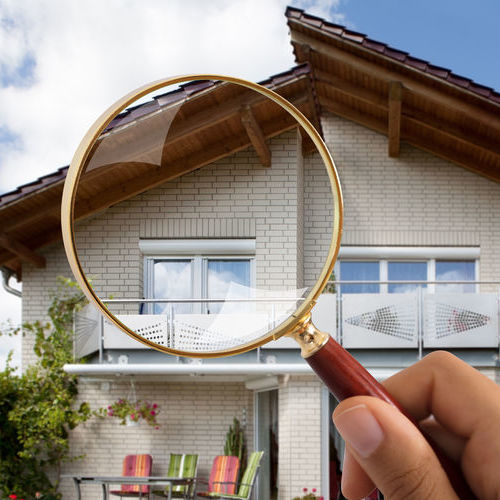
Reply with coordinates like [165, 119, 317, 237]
[306, 336, 476, 499]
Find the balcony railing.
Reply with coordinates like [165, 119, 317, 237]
[73, 281, 500, 360]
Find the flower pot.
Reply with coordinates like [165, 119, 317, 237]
[126, 415, 139, 427]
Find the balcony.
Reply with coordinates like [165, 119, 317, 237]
[73, 281, 500, 361]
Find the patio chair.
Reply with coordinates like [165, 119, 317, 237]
[197, 455, 240, 497]
[109, 454, 153, 499]
[196, 451, 263, 500]
[153, 453, 198, 499]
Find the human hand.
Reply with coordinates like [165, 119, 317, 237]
[332, 351, 500, 500]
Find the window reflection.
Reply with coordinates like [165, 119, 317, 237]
[153, 259, 192, 314]
[207, 259, 251, 314]
[436, 261, 475, 293]
[388, 262, 427, 293]
[340, 261, 379, 294]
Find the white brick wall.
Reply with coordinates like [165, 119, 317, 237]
[278, 375, 323, 500]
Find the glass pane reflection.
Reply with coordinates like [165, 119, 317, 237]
[153, 260, 192, 314]
[207, 259, 251, 314]
[388, 261, 427, 293]
[340, 261, 379, 294]
[436, 261, 475, 293]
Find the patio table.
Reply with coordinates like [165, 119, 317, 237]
[65, 475, 196, 500]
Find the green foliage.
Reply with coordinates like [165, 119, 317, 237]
[324, 270, 337, 294]
[224, 417, 246, 481]
[0, 277, 92, 499]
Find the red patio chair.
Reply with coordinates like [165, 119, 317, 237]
[110, 454, 153, 499]
[197, 455, 240, 496]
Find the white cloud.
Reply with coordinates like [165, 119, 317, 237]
[0, 0, 298, 193]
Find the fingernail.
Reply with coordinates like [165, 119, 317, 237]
[334, 404, 384, 458]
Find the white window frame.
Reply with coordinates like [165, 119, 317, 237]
[336, 247, 480, 293]
[141, 239, 256, 312]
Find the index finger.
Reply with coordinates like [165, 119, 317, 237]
[383, 350, 500, 438]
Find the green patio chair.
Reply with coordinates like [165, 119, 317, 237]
[154, 453, 198, 499]
[197, 451, 263, 500]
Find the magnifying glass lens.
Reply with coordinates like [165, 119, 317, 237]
[69, 76, 339, 357]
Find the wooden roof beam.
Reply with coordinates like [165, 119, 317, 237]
[388, 81, 402, 157]
[319, 97, 387, 135]
[240, 106, 272, 167]
[317, 76, 500, 163]
[0, 234, 46, 268]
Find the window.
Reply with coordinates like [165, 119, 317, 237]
[337, 247, 478, 294]
[141, 239, 255, 314]
[149, 257, 252, 314]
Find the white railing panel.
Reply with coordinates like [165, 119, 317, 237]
[104, 314, 168, 349]
[342, 292, 419, 348]
[74, 303, 101, 357]
[424, 293, 498, 348]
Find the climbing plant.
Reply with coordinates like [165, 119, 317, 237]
[0, 277, 92, 499]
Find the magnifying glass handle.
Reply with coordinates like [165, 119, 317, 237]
[306, 335, 476, 500]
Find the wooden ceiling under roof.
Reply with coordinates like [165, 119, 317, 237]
[286, 7, 500, 183]
[0, 68, 319, 276]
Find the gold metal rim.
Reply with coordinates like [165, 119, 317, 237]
[61, 74, 344, 358]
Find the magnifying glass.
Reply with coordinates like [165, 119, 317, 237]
[61, 74, 472, 498]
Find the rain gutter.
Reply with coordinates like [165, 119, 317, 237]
[1, 268, 21, 298]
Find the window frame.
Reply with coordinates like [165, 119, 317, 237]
[335, 247, 479, 294]
[141, 239, 256, 313]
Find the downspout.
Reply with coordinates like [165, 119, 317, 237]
[1, 268, 22, 298]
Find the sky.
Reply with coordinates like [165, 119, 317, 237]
[1, 0, 499, 369]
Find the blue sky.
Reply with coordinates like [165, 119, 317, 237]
[0, 0, 499, 368]
[324, 0, 500, 92]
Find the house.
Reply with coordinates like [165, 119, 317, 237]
[1, 7, 500, 499]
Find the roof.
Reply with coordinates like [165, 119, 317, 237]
[286, 7, 500, 181]
[286, 7, 500, 104]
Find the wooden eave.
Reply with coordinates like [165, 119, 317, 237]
[0, 68, 320, 275]
[287, 8, 500, 184]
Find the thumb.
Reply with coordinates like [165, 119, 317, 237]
[333, 396, 459, 500]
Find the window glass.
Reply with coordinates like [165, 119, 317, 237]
[153, 259, 192, 314]
[207, 259, 251, 313]
[436, 261, 475, 293]
[340, 261, 379, 294]
[388, 262, 427, 293]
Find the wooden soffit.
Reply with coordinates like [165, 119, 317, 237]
[286, 7, 500, 183]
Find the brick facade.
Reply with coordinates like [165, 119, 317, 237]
[21, 113, 500, 499]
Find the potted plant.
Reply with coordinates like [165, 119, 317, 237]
[104, 398, 160, 429]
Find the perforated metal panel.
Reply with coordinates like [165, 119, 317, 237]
[424, 293, 498, 347]
[342, 292, 419, 348]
